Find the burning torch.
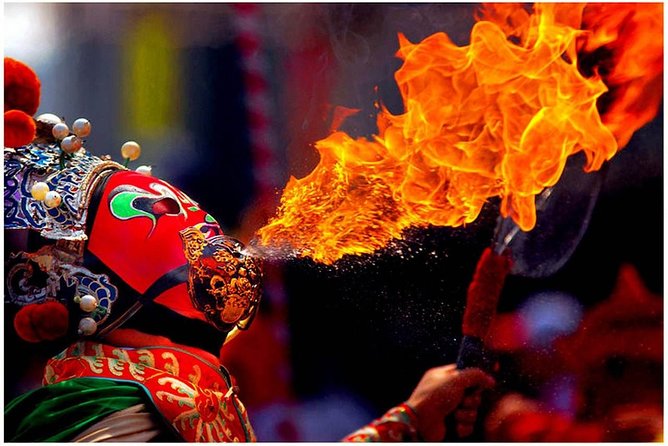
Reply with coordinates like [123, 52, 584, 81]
[451, 1, 664, 431]
[254, 3, 662, 437]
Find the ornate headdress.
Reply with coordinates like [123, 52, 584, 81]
[4, 57, 262, 345]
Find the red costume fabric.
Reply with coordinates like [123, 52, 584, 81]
[44, 341, 256, 442]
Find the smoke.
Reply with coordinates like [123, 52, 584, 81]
[263, 4, 479, 140]
[323, 4, 478, 135]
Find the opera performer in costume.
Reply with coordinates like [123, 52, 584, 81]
[4, 57, 494, 442]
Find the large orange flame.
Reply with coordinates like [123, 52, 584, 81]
[578, 3, 663, 148]
[256, 3, 663, 264]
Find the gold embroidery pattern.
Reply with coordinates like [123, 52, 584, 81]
[189, 364, 202, 386]
[111, 348, 146, 381]
[44, 364, 57, 384]
[161, 351, 180, 376]
[80, 354, 104, 374]
[136, 349, 156, 368]
[156, 376, 239, 442]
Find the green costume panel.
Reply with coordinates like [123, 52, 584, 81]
[5, 378, 155, 442]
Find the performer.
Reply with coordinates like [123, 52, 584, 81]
[4, 57, 493, 442]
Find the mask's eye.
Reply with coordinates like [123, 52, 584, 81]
[151, 197, 180, 215]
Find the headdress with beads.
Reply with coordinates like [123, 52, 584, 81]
[4, 57, 262, 345]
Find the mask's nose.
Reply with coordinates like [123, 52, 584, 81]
[180, 227, 263, 334]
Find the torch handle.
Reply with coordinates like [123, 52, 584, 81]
[456, 335, 494, 372]
[450, 246, 511, 439]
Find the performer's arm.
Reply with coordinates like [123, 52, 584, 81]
[342, 364, 495, 442]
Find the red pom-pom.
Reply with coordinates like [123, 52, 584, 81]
[4, 57, 41, 115]
[5, 109, 36, 147]
[13, 301, 69, 343]
[13, 305, 41, 343]
[462, 247, 513, 339]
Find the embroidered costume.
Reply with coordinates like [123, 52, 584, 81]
[343, 404, 420, 442]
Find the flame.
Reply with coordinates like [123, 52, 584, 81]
[578, 3, 663, 148]
[256, 3, 663, 264]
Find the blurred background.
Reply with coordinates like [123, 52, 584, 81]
[5, 3, 663, 441]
